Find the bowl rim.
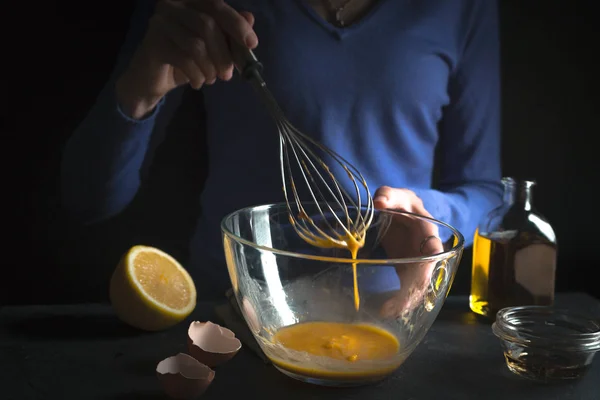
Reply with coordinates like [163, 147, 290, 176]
[220, 202, 465, 265]
[492, 305, 600, 352]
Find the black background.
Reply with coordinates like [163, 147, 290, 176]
[3, 1, 598, 305]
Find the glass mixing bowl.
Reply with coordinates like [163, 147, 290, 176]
[221, 202, 464, 386]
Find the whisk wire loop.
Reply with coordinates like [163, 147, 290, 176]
[235, 47, 374, 249]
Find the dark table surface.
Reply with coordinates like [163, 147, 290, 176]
[1, 293, 599, 400]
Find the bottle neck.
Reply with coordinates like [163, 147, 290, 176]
[503, 179, 534, 211]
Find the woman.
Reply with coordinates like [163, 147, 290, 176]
[61, 0, 502, 304]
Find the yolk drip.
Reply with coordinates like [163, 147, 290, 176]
[289, 214, 364, 311]
[347, 233, 361, 311]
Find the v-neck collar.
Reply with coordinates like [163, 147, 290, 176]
[294, 0, 392, 40]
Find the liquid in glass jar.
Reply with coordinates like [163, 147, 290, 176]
[470, 178, 557, 318]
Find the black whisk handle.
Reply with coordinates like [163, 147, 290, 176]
[229, 40, 264, 82]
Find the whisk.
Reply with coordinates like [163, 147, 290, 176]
[231, 44, 374, 250]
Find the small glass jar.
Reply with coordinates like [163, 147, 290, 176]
[492, 306, 600, 382]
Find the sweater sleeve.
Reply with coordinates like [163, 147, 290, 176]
[409, 0, 503, 246]
[60, 0, 161, 224]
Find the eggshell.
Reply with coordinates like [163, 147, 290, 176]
[187, 321, 242, 367]
[156, 353, 214, 400]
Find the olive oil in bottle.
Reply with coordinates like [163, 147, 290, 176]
[470, 178, 557, 318]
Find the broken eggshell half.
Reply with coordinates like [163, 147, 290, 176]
[187, 321, 242, 367]
[156, 353, 215, 400]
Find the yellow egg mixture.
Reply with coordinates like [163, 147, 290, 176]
[276, 214, 400, 380]
[270, 321, 401, 380]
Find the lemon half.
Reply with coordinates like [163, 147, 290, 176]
[109, 245, 196, 331]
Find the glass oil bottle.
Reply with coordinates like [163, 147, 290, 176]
[470, 177, 557, 318]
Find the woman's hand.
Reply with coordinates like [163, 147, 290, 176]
[373, 187, 445, 317]
[116, 0, 258, 119]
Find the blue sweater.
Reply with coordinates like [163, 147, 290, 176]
[61, 0, 502, 294]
